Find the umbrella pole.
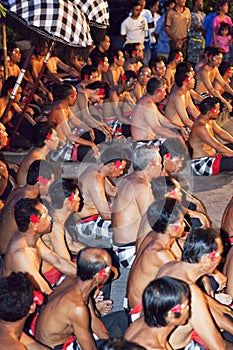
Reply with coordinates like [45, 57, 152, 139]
[2, 24, 8, 81]
[14, 41, 55, 134]
[0, 45, 35, 124]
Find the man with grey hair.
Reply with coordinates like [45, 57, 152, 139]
[112, 145, 162, 268]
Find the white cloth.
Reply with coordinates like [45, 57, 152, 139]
[120, 16, 148, 44]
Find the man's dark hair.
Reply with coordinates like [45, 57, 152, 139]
[218, 61, 232, 76]
[76, 247, 110, 281]
[167, 49, 182, 64]
[122, 70, 138, 83]
[199, 97, 216, 114]
[206, 46, 221, 59]
[49, 178, 81, 210]
[0, 272, 34, 322]
[147, 197, 182, 233]
[146, 77, 166, 95]
[99, 338, 146, 350]
[26, 160, 54, 186]
[108, 49, 122, 65]
[123, 43, 141, 58]
[1, 76, 17, 96]
[52, 83, 75, 101]
[101, 144, 130, 165]
[151, 176, 177, 199]
[91, 54, 108, 69]
[31, 121, 53, 148]
[160, 138, 188, 167]
[182, 227, 219, 263]
[148, 55, 166, 71]
[80, 65, 97, 80]
[175, 62, 193, 87]
[14, 198, 41, 232]
[7, 42, 18, 55]
[143, 277, 190, 327]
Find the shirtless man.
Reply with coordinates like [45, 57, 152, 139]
[123, 43, 144, 73]
[157, 227, 233, 350]
[130, 77, 184, 142]
[35, 247, 111, 349]
[102, 70, 137, 136]
[70, 146, 128, 245]
[195, 46, 233, 112]
[112, 145, 162, 268]
[102, 49, 125, 88]
[124, 277, 191, 350]
[0, 159, 54, 255]
[49, 83, 100, 161]
[17, 121, 59, 185]
[0, 272, 50, 350]
[2, 198, 76, 295]
[165, 62, 200, 131]
[132, 66, 152, 102]
[7, 42, 21, 77]
[148, 55, 166, 79]
[25, 41, 53, 104]
[189, 97, 233, 175]
[126, 198, 184, 317]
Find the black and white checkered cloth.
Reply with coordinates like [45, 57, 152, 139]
[73, 0, 109, 28]
[4, 0, 93, 47]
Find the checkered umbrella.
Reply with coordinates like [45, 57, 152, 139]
[2, 0, 94, 47]
[73, 0, 109, 29]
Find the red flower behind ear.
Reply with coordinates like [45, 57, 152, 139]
[68, 192, 75, 203]
[84, 74, 89, 80]
[184, 77, 190, 83]
[37, 176, 49, 186]
[122, 74, 127, 81]
[97, 88, 105, 96]
[33, 290, 44, 305]
[98, 267, 111, 280]
[30, 215, 40, 224]
[210, 107, 216, 114]
[114, 160, 122, 169]
[164, 153, 171, 160]
[151, 159, 157, 166]
[45, 133, 52, 140]
[209, 250, 219, 261]
[170, 303, 182, 313]
[175, 54, 180, 59]
[132, 50, 137, 56]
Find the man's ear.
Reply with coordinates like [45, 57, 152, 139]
[29, 302, 36, 315]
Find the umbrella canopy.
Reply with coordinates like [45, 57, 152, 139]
[2, 0, 95, 47]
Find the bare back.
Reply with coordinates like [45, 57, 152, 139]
[35, 276, 97, 349]
[112, 173, 154, 244]
[127, 231, 177, 309]
[131, 96, 163, 140]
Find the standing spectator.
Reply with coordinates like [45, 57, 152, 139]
[121, 2, 148, 46]
[212, 0, 232, 49]
[138, 0, 155, 64]
[89, 35, 111, 65]
[154, 0, 175, 60]
[216, 22, 232, 62]
[202, 11, 217, 48]
[147, 0, 161, 56]
[187, 0, 206, 66]
[165, 0, 191, 59]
